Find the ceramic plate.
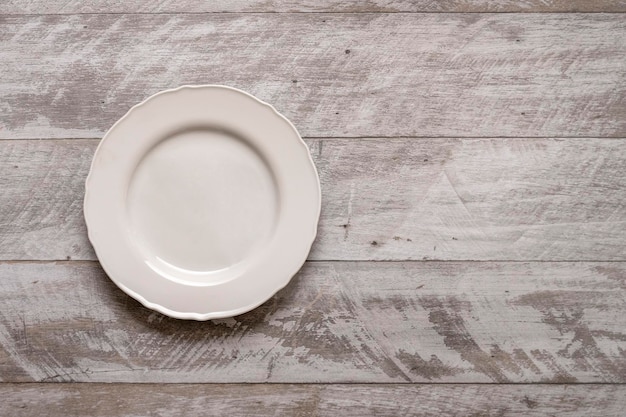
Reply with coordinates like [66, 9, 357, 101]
[84, 85, 321, 320]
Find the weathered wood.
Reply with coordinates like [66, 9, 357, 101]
[3, 383, 626, 417]
[2, 138, 625, 261]
[1, 261, 625, 383]
[1, 14, 625, 139]
[2, 0, 625, 14]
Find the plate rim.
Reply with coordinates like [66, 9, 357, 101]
[84, 84, 321, 320]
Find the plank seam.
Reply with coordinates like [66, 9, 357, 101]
[2, 12, 626, 16]
[3, 382, 626, 386]
[1, 260, 626, 264]
[2, 137, 626, 141]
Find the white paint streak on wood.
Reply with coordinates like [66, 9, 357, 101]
[2, 0, 625, 13]
[0, 14, 625, 139]
[0, 322, 48, 382]
[0, 261, 624, 383]
[1, 139, 625, 261]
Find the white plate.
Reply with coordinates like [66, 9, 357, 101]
[84, 85, 321, 320]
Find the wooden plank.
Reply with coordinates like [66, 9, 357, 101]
[2, 0, 625, 14]
[3, 383, 626, 417]
[2, 138, 626, 262]
[1, 261, 625, 383]
[1, 14, 624, 139]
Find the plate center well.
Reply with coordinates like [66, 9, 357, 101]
[127, 128, 279, 276]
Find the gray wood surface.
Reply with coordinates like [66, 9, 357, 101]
[2, 138, 625, 262]
[1, 261, 625, 383]
[2, 0, 626, 13]
[2, 4, 626, 414]
[3, 383, 626, 417]
[1, 14, 625, 139]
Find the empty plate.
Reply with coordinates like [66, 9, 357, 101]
[84, 85, 321, 320]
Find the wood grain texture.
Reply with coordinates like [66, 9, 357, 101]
[1, 14, 625, 139]
[2, 0, 626, 14]
[1, 261, 625, 383]
[3, 383, 626, 417]
[2, 138, 625, 261]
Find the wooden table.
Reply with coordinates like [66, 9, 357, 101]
[1, 1, 626, 415]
